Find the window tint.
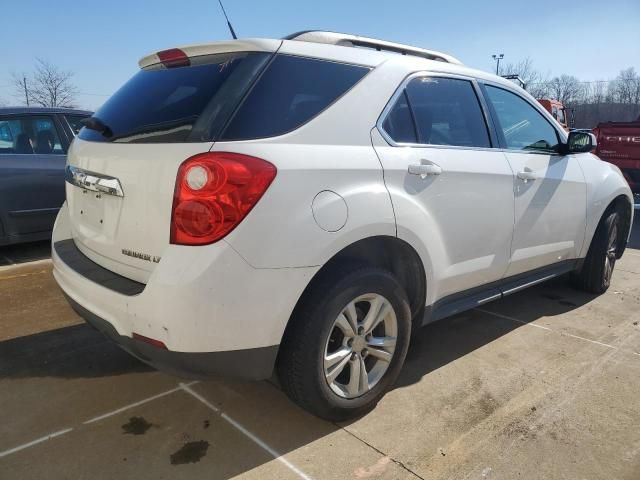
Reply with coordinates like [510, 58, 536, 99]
[221, 55, 370, 140]
[404, 77, 491, 148]
[485, 86, 559, 152]
[382, 91, 417, 143]
[65, 114, 90, 135]
[79, 52, 271, 143]
[0, 116, 64, 154]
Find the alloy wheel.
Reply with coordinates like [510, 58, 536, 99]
[323, 293, 398, 399]
[603, 221, 618, 288]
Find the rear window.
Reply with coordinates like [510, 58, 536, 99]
[79, 53, 369, 144]
[220, 55, 370, 140]
[78, 52, 271, 143]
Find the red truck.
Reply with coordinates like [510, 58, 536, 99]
[592, 117, 640, 204]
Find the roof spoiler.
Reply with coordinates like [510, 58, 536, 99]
[284, 31, 462, 65]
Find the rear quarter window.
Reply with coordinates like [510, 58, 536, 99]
[220, 55, 370, 141]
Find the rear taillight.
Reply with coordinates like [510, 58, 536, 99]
[171, 152, 277, 246]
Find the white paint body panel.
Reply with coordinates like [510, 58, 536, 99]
[372, 130, 515, 304]
[504, 151, 587, 277]
[53, 36, 633, 358]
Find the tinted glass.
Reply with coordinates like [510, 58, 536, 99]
[0, 116, 63, 154]
[382, 91, 417, 143]
[221, 55, 369, 140]
[65, 114, 90, 135]
[485, 86, 559, 152]
[79, 52, 270, 143]
[404, 77, 491, 148]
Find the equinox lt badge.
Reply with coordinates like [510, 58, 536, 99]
[122, 249, 161, 263]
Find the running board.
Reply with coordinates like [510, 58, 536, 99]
[423, 260, 578, 325]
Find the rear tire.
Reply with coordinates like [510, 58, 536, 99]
[573, 209, 621, 294]
[277, 266, 411, 421]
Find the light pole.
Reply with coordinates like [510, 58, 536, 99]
[492, 54, 504, 75]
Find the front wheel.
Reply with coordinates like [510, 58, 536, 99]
[277, 267, 411, 421]
[573, 209, 621, 294]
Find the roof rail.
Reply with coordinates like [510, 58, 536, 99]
[284, 31, 462, 65]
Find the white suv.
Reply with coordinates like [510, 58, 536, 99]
[53, 32, 633, 420]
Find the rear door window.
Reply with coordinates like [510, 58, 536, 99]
[220, 55, 370, 141]
[404, 77, 491, 148]
[78, 52, 272, 143]
[0, 116, 64, 154]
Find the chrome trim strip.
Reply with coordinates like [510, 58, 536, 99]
[65, 165, 124, 197]
[501, 273, 558, 296]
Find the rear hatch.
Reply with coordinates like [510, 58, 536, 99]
[66, 41, 279, 283]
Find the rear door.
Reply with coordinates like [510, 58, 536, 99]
[481, 84, 586, 277]
[372, 74, 515, 303]
[0, 114, 67, 237]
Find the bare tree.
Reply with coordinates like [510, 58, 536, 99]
[498, 57, 550, 98]
[547, 75, 583, 106]
[611, 67, 640, 104]
[588, 81, 608, 104]
[11, 59, 78, 108]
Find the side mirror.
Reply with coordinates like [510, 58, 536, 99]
[562, 130, 597, 154]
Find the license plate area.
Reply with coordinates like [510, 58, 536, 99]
[68, 186, 123, 241]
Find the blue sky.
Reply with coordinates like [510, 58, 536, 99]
[2, 0, 639, 110]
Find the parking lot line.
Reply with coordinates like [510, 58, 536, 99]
[180, 382, 313, 480]
[0, 382, 198, 459]
[0, 428, 73, 458]
[477, 308, 640, 357]
[475, 308, 552, 331]
[83, 383, 195, 425]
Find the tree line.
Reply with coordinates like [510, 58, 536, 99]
[499, 59, 640, 127]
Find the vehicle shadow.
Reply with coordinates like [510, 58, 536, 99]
[0, 323, 152, 379]
[396, 275, 598, 389]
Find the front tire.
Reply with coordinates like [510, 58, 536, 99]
[277, 266, 411, 421]
[573, 209, 621, 294]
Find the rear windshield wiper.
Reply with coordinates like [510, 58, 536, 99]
[110, 116, 199, 143]
[81, 117, 113, 138]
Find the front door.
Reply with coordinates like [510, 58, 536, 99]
[372, 74, 515, 304]
[482, 85, 586, 277]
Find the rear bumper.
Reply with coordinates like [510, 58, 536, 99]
[64, 292, 278, 380]
[52, 202, 319, 380]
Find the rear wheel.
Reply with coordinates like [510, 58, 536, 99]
[278, 266, 411, 421]
[573, 209, 621, 294]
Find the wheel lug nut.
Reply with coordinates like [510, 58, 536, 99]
[351, 353, 358, 361]
[358, 327, 364, 335]
[362, 349, 368, 357]
[347, 338, 354, 347]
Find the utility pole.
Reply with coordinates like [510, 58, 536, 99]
[492, 54, 504, 75]
[22, 76, 29, 106]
